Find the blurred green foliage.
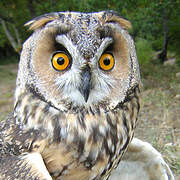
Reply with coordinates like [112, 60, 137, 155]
[136, 38, 153, 65]
[0, 0, 179, 64]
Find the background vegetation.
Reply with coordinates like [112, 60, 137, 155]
[0, 0, 180, 64]
[0, 0, 180, 178]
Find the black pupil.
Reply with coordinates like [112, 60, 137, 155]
[103, 58, 110, 66]
[57, 57, 65, 65]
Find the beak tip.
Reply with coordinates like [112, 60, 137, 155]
[84, 95, 89, 102]
[81, 89, 90, 102]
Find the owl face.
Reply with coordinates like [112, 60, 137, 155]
[16, 11, 140, 111]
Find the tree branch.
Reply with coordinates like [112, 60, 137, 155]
[12, 24, 21, 48]
[0, 18, 21, 54]
[158, 6, 169, 63]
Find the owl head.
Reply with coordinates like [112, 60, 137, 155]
[15, 11, 140, 111]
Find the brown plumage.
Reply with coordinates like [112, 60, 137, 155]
[0, 11, 141, 179]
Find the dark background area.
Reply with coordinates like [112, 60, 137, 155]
[0, 0, 180, 66]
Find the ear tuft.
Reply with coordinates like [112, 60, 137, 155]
[25, 13, 60, 31]
[101, 11, 132, 30]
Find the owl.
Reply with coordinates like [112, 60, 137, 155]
[0, 11, 174, 180]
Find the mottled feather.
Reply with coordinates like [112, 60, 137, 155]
[0, 10, 174, 180]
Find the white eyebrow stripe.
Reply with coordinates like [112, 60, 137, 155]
[95, 37, 113, 60]
[56, 34, 76, 53]
[55, 34, 85, 65]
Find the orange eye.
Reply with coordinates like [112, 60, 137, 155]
[99, 53, 114, 71]
[51, 52, 71, 71]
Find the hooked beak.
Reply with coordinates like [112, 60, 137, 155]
[79, 67, 91, 102]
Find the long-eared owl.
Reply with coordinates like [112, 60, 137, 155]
[0, 11, 141, 179]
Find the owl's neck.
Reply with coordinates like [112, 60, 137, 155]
[13, 85, 140, 138]
[13, 85, 140, 178]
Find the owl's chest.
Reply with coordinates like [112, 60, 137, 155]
[41, 110, 131, 180]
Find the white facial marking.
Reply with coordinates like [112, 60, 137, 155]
[54, 35, 116, 107]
